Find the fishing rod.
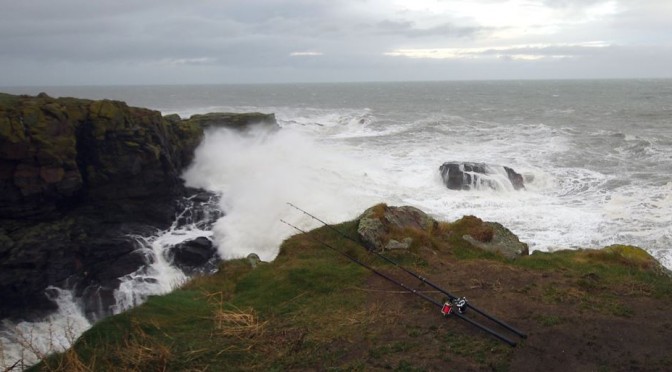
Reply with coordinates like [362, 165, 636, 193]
[287, 202, 527, 340]
[280, 219, 518, 347]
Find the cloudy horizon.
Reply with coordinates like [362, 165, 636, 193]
[1, 0, 671, 86]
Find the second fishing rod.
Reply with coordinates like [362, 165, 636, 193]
[280, 219, 518, 347]
[287, 202, 527, 340]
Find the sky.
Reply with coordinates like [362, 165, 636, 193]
[1, 0, 671, 85]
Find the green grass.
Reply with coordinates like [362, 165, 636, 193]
[28, 219, 672, 371]
[31, 221, 371, 371]
[516, 247, 672, 299]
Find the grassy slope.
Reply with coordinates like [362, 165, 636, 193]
[32, 219, 672, 371]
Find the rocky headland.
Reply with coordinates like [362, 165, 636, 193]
[3, 93, 672, 371]
[32, 203, 672, 371]
[0, 92, 275, 320]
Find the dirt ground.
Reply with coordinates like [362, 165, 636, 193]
[344, 250, 672, 371]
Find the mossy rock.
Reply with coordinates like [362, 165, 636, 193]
[90, 99, 125, 121]
[0, 92, 208, 218]
[440, 215, 529, 259]
[462, 221, 529, 259]
[163, 113, 182, 124]
[41, 102, 68, 123]
[0, 117, 27, 144]
[579, 245, 669, 275]
[187, 112, 278, 131]
[357, 203, 438, 251]
[0, 92, 20, 106]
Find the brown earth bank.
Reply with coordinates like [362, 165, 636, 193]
[0, 92, 276, 320]
[30, 204, 672, 372]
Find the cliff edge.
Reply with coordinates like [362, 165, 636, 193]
[0, 92, 274, 320]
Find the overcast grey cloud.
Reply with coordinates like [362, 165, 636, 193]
[0, 0, 670, 85]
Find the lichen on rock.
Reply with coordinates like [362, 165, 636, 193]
[357, 204, 529, 260]
[0, 92, 209, 319]
[186, 112, 278, 131]
[357, 203, 438, 252]
[461, 221, 530, 259]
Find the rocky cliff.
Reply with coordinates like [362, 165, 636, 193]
[0, 92, 275, 320]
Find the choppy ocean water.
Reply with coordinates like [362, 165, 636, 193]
[29, 80, 669, 262]
[2, 79, 671, 368]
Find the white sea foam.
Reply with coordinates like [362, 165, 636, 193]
[0, 289, 90, 370]
[182, 125, 384, 261]
[0, 199, 214, 370]
[180, 105, 672, 270]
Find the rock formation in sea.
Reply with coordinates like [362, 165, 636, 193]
[0, 92, 276, 320]
[439, 162, 525, 191]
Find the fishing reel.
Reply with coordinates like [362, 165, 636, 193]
[441, 297, 468, 316]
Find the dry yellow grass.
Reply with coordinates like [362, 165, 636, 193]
[212, 308, 266, 338]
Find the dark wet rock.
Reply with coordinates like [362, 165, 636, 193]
[166, 237, 219, 275]
[78, 285, 119, 322]
[439, 162, 525, 191]
[186, 112, 279, 131]
[0, 92, 273, 319]
[174, 189, 224, 230]
[0, 93, 205, 319]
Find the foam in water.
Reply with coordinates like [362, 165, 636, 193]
[0, 288, 90, 370]
[110, 234, 188, 316]
[0, 195, 216, 370]
[181, 106, 672, 270]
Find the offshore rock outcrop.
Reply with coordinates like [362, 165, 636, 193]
[439, 162, 525, 191]
[0, 92, 276, 320]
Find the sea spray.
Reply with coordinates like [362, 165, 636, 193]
[179, 112, 616, 262]
[182, 125, 385, 261]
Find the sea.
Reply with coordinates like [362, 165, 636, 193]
[2, 79, 671, 368]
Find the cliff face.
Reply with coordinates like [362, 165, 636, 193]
[0, 93, 202, 220]
[0, 92, 207, 319]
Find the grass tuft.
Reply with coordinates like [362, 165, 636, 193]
[212, 306, 266, 338]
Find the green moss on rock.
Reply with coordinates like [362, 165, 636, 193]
[186, 112, 278, 130]
[1, 92, 207, 283]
